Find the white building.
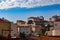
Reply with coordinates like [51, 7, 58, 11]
[45, 18, 60, 36]
[52, 19, 60, 36]
[18, 26, 32, 36]
[54, 21, 60, 30]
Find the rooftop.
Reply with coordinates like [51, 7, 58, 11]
[0, 18, 10, 22]
[17, 20, 26, 23]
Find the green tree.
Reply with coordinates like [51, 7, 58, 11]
[40, 24, 45, 27]
[19, 32, 26, 40]
[40, 24, 46, 36]
[45, 24, 51, 31]
[40, 24, 51, 36]
[27, 20, 33, 24]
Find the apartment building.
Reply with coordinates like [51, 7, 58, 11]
[28, 16, 44, 26]
[0, 18, 11, 37]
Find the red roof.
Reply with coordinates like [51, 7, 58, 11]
[32, 26, 41, 28]
[55, 18, 60, 22]
[0, 18, 10, 22]
[18, 26, 30, 28]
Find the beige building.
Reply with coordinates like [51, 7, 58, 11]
[0, 18, 18, 38]
[17, 20, 26, 26]
[49, 15, 60, 22]
[49, 15, 60, 27]
[45, 18, 60, 36]
[32, 26, 41, 36]
[52, 18, 60, 36]
[0, 18, 11, 37]
[54, 21, 60, 30]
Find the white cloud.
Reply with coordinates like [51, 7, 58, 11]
[0, 0, 60, 9]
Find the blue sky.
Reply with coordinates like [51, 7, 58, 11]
[0, 0, 60, 22]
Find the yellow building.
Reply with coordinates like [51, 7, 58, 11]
[0, 18, 11, 37]
[17, 20, 26, 26]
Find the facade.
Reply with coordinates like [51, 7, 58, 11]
[54, 21, 60, 30]
[0, 18, 18, 37]
[28, 16, 44, 26]
[0, 18, 11, 37]
[46, 17, 60, 36]
[18, 26, 32, 36]
[52, 18, 60, 36]
[49, 15, 60, 26]
[54, 19, 60, 30]
[32, 26, 41, 36]
[11, 22, 18, 38]
[52, 30, 60, 36]
[49, 15, 60, 22]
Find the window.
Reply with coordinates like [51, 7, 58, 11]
[27, 32, 28, 33]
[55, 23, 57, 26]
